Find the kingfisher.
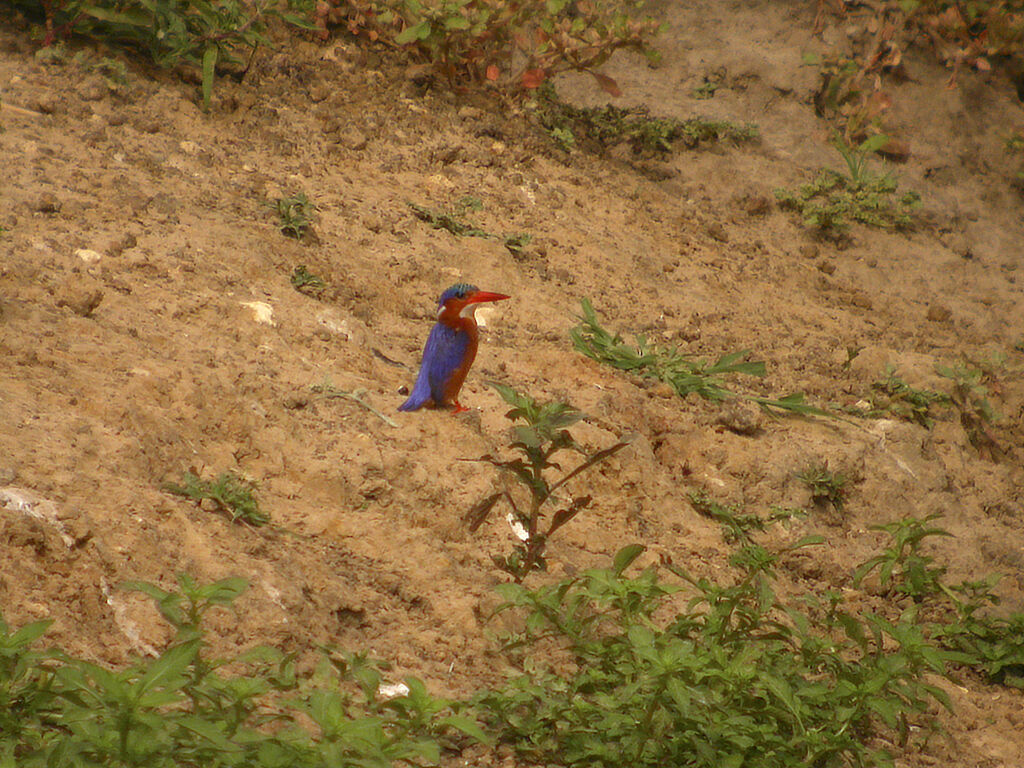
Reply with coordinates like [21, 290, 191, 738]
[398, 283, 510, 413]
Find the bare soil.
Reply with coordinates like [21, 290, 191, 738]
[1, 0, 1023, 765]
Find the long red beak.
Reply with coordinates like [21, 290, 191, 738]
[466, 291, 510, 304]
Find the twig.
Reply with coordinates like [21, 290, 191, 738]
[311, 382, 398, 427]
[1, 101, 46, 118]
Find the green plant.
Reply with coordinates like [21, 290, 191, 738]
[936, 359, 1006, 459]
[688, 491, 804, 546]
[853, 514, 952, 599]
[775, 136, 920, 235]
[164, 471, 269, 526]
[796, 462, 849, 512]
[857, 366, 950, 427]
[290, 265, 326, 297]
[334, 0, 662, 93]
[571, 298, 827, 417]
[1, 577, 486, 766]
[275, 193, 315, 239]
[465, 384, 626, 582]
[691, 75, 720, 99]
[407, 201, 531, 257]
[933, 577, 1024, 688]
[850, 515, 1024, 687]
[21, 0, 313, 109]
[532, 84, 758, 155]
[479, 543, 954, 768]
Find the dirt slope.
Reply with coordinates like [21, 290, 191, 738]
[1, 0, 1023, 765]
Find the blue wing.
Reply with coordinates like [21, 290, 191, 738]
[398, 323, 470, 411]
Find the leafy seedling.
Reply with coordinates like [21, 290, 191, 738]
[690, 490, 806, 545]
[290, 264, 326, 297]
[465, 384, 626, 582]
[796, 462, 848, 511]
[164, 471, 269, 526]
[936, 359, 1006, 459]
[571, 298, 829, 417]
[275, 193, 314, 239]
[408, 201, 532, 258]
[858, 365, 950, 427]
[853, 514, 952, 600]
[775, 134, 920, 235]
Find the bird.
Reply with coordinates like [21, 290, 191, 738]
[398, 283, 510, 413]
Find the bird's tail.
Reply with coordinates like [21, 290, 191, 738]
[397, 380, 433, 412]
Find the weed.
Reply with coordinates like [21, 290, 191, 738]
[531, 84, 758, 155]
[688, 491, 804, 545]
[275, 193, 315, 239]
[859, 365, 950, 427]
[854, 514, 952, 599]
[408, 201, 531, 258]
[842, 344, 864, 371]
[479, 543, 955, 768]
[775, 135, 920, 235]
[464, 384, 626, 582]
[290, 264, 326, 297]
[852, 515, 1024, 687]
[164, 471, 269, 526]
[571, 298, 828, 417]
[692, 75, 720, 100]
[796, 462, 848, 511]
[1, 577, 485, 765]
[936, 359, 1005, 459]
[333, 0, 662, 93]
[933, 577, 1024, 688]
[19, 0, 313, 109]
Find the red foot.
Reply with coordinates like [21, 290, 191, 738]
[451, 401, 469, 415]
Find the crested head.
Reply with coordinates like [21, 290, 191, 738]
[438, 283, 479, 307]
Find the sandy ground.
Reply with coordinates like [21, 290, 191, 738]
[1, 0, 1023, 764]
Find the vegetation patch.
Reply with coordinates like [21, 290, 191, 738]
[322, 0, 662, 94]
[796, 462, 849, 512]
[275, 193, 315, 240]
[408, 200, 531, 257]
[13, 0, 313, 108]
[164, 471, 269, 526]
[465, 384, 626, 582]
[531, 83, 758, 155]
[477, 541, 955, 768]
[860, 366, 950, 428]
[570, 298, 827, 417]
[290, 264, 326, 297]
[775, 136, 920, 236]
[0, 576, 486, 766]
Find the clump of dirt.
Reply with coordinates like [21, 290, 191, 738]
[1, 1, 1023, 765]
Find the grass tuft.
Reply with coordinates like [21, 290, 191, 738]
[164, 471, 269, 526]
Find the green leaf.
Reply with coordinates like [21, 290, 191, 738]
[395, 21, 431, 44]
[612, 544, 645, 576]
[439, 714, 493, 744]
[8, 619, 53, 649]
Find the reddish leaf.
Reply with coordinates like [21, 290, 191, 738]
[485, 64, 500, 81]
[591, 71, 622, 97]
[521, 68, 547, 89]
